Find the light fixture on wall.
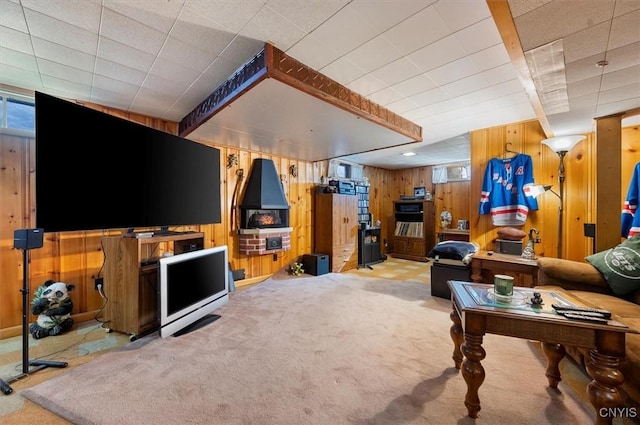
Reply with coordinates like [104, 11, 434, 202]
[541, 135, 586, 258]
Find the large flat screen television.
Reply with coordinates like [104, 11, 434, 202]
[34, 91, 221, 233]
[158, 245, 229, 338]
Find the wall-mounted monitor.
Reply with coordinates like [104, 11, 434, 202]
[35, 91, 221, 233]
[158, 246, 229, 338]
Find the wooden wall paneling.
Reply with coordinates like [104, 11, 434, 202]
[595, 114, 623, 252]
[563, 134, 592, 259]
[0, 134, 26, 332]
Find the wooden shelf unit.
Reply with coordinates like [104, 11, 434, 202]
[391, 200, 435, 262]
[102, 232, 205, 339]
[314, 193, 358, 273]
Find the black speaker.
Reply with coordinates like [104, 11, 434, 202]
[14, 228, 44, 250]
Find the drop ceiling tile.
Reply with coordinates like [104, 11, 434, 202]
[482, 63, 520, 85]
[91, 74, 138, 104]
[22, 0, 102, 32]
[384, 97, 420, 115]
[435, 0, 491, 33]
[0, 64, 43, 90]
[240, 6, 305, 51]
[609, 9, 640, 50]
[565, 53, 607, 84]
[100, 8, 166, 55]
[383, 5, 450, 55]
[265, 0, 348, 33]
[148, 57, 199, 89]
[217, 37, 264, 70]
[407, 86, 451, 108]
[32, 37, 96, 72]
[0, 0, 28, 32]
[0, 47, 37, 71]
[283, 34, 339, 70]
[370, 57, 423, 87]
[455, 17, 503, 54]
[97, 37, 156, 73]
[365, 86, 406, 106]
[23, 9, 99, 55]
[94, 58, 147, 87]
[614, 0, 640, 17]
[601, 65, 640, 91]
[598, 83, 640, 105]
[159, 37, 217, 74]
[390, 73, 438, 97]
[345, 73, 387, 97]
[130, 85, 177, 118]
[143, 73, 188, 99]
[567, 91, 599, 110]
[37, 58, 94, 86]
[41, 74, 92, 99]
[468, 44, 511, 72]
[185, 0, 264, 34]
[319, 56, 367, 85]
[603, 41, 640, 72]
[427, 56, 479, 86]
[0, 26, 34, 54]
[408, 35, 466, 72]
[514, 0, 615, 51]
[298, 4, 379, 59]
[596, 97, 640, 119]
[567, 75, 601, 98]
[561, 21, 610, 64]
[344, 35, 402, 72]
[440, 73, 490, 97]
[103, 0, 182, 33]
[170, 9, 235, 52]
[507, 0, 554, 18]
[351, 0, 431, 33]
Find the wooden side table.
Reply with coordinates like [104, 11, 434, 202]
[470, 250, 538, 287]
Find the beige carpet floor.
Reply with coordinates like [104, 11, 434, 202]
[19, 272, 596, 425]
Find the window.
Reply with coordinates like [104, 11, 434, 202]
[1, 90, 35, 134]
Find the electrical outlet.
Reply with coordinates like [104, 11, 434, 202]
[273, 253, 278, 261]
[94, 277, 104, 290]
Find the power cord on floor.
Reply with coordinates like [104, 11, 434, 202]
[94, 283, 111, 328]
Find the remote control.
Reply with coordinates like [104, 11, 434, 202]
[559, 312, 609, 324]
[551, 304, 612, 319]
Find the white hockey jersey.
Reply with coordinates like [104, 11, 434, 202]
[479, 154, 538, 226]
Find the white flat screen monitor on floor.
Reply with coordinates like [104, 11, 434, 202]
[158, 246, 229, 338]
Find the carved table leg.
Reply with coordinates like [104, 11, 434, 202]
[450, 307, 463, 369]
[586, 349, 625, 425]
[542, 342, 565, 389]
[461, 333, 486, 418]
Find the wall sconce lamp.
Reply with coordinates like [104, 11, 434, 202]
[540, 135, 586, 258]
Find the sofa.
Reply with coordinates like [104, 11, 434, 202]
[536, 256, 640, 409]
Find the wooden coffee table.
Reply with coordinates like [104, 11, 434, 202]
[447, 280, 638, 425]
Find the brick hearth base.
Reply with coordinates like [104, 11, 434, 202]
[238, 227, 293, 256]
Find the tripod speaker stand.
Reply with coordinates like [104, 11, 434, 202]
[0, 229, 68, 395]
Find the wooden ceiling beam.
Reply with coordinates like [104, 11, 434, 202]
[487, 0, 554, 138]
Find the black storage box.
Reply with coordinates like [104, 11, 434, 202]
[430, 261, 471, 299]
[303, 253, 330, 276]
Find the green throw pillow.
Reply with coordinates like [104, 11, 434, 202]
[586, 235, 640, 296]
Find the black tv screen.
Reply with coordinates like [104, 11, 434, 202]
[35, 92, 221, 232]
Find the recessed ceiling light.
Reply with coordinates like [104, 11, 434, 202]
[402, 152, 416, 156]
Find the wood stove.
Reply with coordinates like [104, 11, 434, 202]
[238, 159, 292, 255]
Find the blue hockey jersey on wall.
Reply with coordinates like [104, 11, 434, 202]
[622, 162, 640, 238]
[479, 153, 538, 226]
